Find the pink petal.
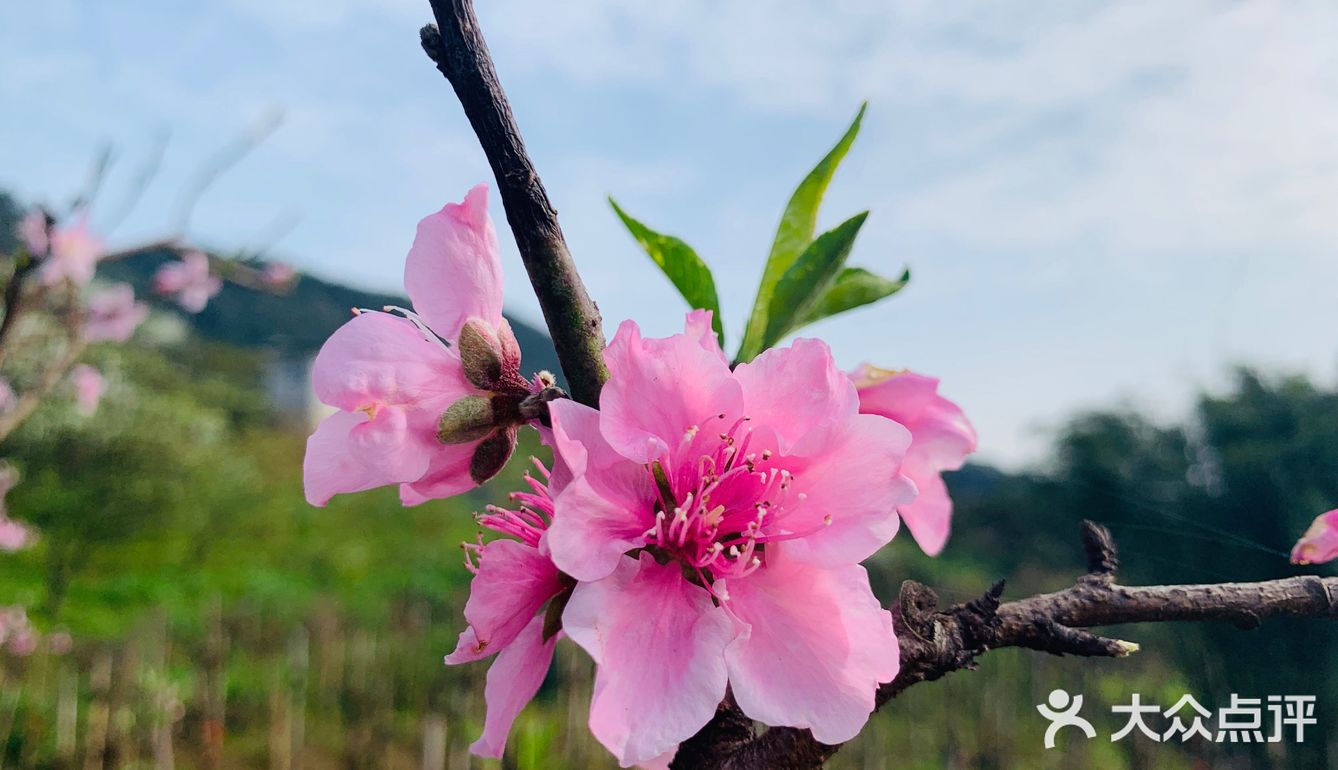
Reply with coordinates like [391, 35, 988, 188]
[896, 465, 952, 556]
[312, 311, 469, 414]
[18, 210, 48, 256]
[0, 379, 16, 415]
[397, 442, 478, 505]
[1291, 509, 1338, 565]
[468, 614, 558, 759]
[720, 550, 899, 744]
[303, 411, 410, 506]
[404, 184, 503, 342]
[71, 365, 105, 417]
[546, 401, 656, 581]
[445, 540, 562, 664]
[39, 220, 102, 286]
[683, 309, 726, 365]
[852, 367, 977, 556]
[599, 319, 742, 464]
[734, 338, 858, 457]
[563, 553, 734, 767]
[781, 413, 915, 567]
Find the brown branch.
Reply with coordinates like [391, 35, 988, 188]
[0, 255, 38, 367]
[679, 521, 1338, 770]
[420, 1, 609, 407]
[0, 333, 88, 443]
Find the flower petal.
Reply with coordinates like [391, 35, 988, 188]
[446, 540, 562, 664]
[303, 411, 402, 506]
[721, 551, 899, 744]
[599, 319, 742, 464]
[781, 413, 915, 567]
[854, 368, 977, 471]
[563, 553, 734, 767]
[398, 442, 478, 505]
[404, 183, 503, 341]
[1291, 509, 1338, 565]
[312, 311, 470, 413]
[734, 338, 858, 457]
[683, 309, 726, 365]
[895, 462, 951, 556]
[467, 614, 558, 759]
[546, 400, 656, 581]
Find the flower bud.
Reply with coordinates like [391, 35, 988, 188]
[458, 318, 504, 390]
[437, 395, 496, 444]
[469, 428, 516, 484]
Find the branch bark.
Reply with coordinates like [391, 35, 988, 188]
[677, 521, 1338, 770]
[420, 1, 608, 407]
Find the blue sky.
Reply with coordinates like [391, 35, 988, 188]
[4, 0, 1338, 468]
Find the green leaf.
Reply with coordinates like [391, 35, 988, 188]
[795, 266, 910, 329]
[761, 211, 868, 350]
[737, 102, 866, 363]
[609, 197, 724, 346]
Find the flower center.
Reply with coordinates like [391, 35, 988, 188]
[641, 414, 818, 586]
[462, 457, 554, 572]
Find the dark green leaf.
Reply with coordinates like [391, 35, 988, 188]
[737, 102, 866, 363]
[762, 211, 868, 349]
[795, 266, 910, 329]
[609, 197, 724, 346]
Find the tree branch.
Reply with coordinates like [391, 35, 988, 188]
[420, 1, 608, 407]
[679, 521, 1338, 770]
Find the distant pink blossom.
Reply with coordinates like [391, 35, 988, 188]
[71, 364, 105, 416]
[153, 251, 221, 313]
[262, 261, 297, 287]
[304, 183, 533, 507]
[0, 379, 15, 414]
[1291, 509, 1338, 565]
[7, 629, 37, 657]
[0, 517, 33, 552]
[545, 313, 912, 766]
[851, 366, 977, 556]
[0, 608, 35, 655]
[37, 219, 103, 286]
[47, 631, 73, 656]
[84, 283, 149, 343]
[17, 209, 49, 256]
[445, 459, 567, 758]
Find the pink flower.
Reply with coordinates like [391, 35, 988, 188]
[445, 460, 568, 758]
[71, 364, 105, 416]
[37, 219, 103, 286]
[851, 366, 977, 556]
[0, 517, 33, 552]
[261, 261, 297, 288]
[17, 209, 49, 256]
[85, 283, 149, 343]
[0, 379, 15, 415]
[1291, 509, 1338, 565]
[303, 184, 535, 507]
[546, 313, 912, 766]
[7, 629, 37, 657]
[153, 251, 222, 313]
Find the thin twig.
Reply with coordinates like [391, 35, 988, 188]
[0, 333, 88, 443]
[420, 1, 608, 406]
